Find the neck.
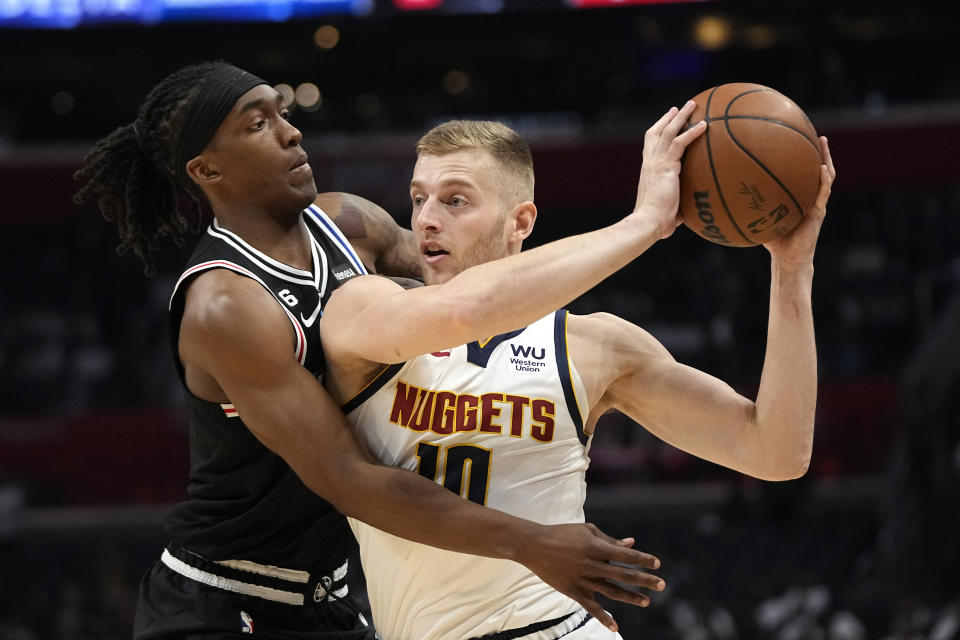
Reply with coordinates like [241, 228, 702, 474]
[215, 207, 312, 270]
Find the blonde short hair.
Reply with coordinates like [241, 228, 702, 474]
[416, 120, 535, 204]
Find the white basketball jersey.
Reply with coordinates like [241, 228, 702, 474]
[345, 310, 594, 640]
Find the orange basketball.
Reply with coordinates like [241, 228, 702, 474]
[678, 83, 823, 246]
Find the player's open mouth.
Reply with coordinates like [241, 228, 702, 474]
[421, 241, 449, 264]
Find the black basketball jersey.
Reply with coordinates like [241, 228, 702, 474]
[165, 204, 367, 573]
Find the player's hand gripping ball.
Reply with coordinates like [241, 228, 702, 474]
[678, 82, 823, 246]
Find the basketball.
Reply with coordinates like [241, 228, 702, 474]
[678, 82, 823, 246]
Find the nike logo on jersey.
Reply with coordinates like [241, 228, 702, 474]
[431, 351, 450, 357]
[300, 300, 323, 327]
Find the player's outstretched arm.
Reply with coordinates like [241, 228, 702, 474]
[572, 312, 804, 480]
[179, 272, 663, 632]
[321, 103, 707, 365]
[575, 141, 835, 480]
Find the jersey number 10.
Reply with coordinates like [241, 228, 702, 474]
[416, 442, 491, 506]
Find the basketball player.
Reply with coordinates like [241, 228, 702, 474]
[73, 62, 699, 639]
[318, 119, 836, 639]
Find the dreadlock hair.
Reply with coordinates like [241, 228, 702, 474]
[73, 62, 231, 276]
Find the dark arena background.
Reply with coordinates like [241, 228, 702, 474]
[2, 1, 959, 638]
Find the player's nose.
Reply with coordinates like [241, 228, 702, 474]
[415, 196, 443, 232]
[280, 117, 302, 147]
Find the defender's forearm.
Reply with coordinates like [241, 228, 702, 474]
[332, 459, 540, 561]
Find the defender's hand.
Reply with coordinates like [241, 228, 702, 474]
[764, 136, 836, 267]
[632, 101, 707, 239]
[518, 522, 665, 633]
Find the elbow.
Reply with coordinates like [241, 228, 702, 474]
[790, 451, 812, 480]
[754, 449, 812, 482]
[298, 467, 349, 512]
[768, 457, 810, 482]
[747, 409, 814, 481]
[309, 470, 368, 519]
[304, 454, 397, 521]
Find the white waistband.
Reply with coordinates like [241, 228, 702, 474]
[500, 609, 591, 640]
[161, 548, 348, 606]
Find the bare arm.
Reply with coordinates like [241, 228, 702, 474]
[321, 103, 707, 364]
[179, 271, 662, 629]
[313, 191, 421, 279]
[584, 137, 836, 481]
[583, 308, 809, 481]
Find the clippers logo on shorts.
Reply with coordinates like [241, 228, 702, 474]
[241, 610, 254, 634]
[313, 576, 333, 602]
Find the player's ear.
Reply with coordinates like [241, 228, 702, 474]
[185, 153, 222, 186]
[510, 201, 537, 243]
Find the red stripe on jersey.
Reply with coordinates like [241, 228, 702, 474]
[180, 260, 306, 365]
[282, 305, 307, 365]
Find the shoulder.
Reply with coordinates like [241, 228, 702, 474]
[565, 312, 632, 345]
[177, 268, 298, 383]
[313, 192, 392, 239]
[565, 312, 676, 417]
[565, 311, 615, 335]
[567, 312, 673, 375]
[182, 268, 286, 339]
[312, 192, 416, 277]
[568, 312, 665, 348]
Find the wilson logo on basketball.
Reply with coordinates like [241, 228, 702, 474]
[693, 190, 731, 245]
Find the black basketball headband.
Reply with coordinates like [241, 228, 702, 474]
[176, 65, 268, 187]
[133, 64, 267, 188]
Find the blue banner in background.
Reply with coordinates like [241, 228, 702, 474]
[0, 0, 370, 27]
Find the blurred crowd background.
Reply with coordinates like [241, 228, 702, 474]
[2, 1, 959, 638]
